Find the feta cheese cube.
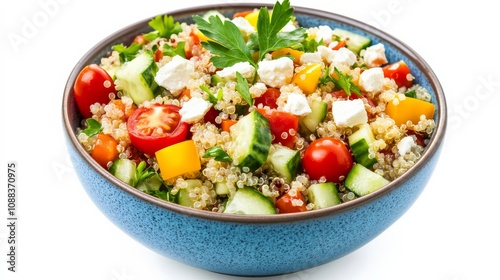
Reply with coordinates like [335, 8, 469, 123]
[315, 25, 334, 45]
[249, 82, 268, 98]
[155, 55, 195, 96]
[332, 99, 367, 127]
[283, 93, 312, 116]
[257, 57, 294, 88]
[317, 45, 336, 64]
[363, 43, 388, 68]
[300, 52, 322, 65]
[359, 67, 384, 93]
[332, 47, 357, 69]
[216, 61, 255, 81]
[397, 136, 416, 155]
[231, 17, 255, 38]
[179, 97, 212, 123]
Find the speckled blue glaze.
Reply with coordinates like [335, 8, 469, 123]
[63, 4, 446, 277]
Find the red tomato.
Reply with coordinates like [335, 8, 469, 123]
[302, 137, 353, 183]
[382, 60, 413, 88]
[74, 64, 116, 119]
[254, 88, 281, 109]
[275, 191, 308, 213]
[132, 34, 149, 45]
[256, 108, 299, 148]
[127, 104, 189, 155]
[203, 107, 220, 125]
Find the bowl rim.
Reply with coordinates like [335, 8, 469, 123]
[62, 2, 447, 224]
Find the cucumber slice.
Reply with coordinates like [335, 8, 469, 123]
[215, 182, 230, 196]
[109, 158, 137, 186]
[136, 173, 163, 192]
[307, 182, 341, 210]
[348, 123, 377, 168]
[333, 28, 371, 54]
[268, 144, 300, 181]
[345, 164, 389, 196]
[177, 179, 202, 208]
[202, 10, 227, 21]
[299, 100, 327, 134]
[223, 187, 276, 214]
[230, 110, 272, 172]
[115, 51, 158, 105]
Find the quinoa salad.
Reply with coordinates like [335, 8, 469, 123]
[73, 0, 436, 214]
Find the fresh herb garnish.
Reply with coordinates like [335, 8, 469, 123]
[320, 66, 362, 97]
[193, 0, 306, 69]
[82, 118, 103, 136]
[135, 161, 157, 186]
[235, 72, 253, 106]
[404, 89, 417, 98]
[144, 15, 182, 41]
[162, 41, 186, 58]
[200, 85, 223, 104]
[112, 43, 142, 62]
[203, 146, 232, 162]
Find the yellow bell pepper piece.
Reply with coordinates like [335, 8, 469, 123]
[292, 63, 322, 94]
[385, 97, 435, 127]
[244, 11, 260, 29]
[195, 29, 211, 42]
[156, 140, 201, 180]
[271, 48, 304, 64]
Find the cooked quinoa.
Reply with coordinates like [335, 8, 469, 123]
[75, 3, 436, 214]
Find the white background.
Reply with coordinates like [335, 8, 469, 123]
[1, 0, 499, 279]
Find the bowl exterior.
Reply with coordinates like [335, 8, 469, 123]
[63, 4, 446, 277]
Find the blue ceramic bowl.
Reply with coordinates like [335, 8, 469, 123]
[62, 3, 447, 277]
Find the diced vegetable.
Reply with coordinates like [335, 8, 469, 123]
[292, 63, 322, 94]
[271, 48, 304, 64]
[345, 164, 389, 196]
[256, 108, 299, 148]
[268, 145, 300, 182]
[348, 123, 377, 168]
[115, 51, 159, 105]
[178, 179, 203, 208]
[307, 182, 341, 210]
[229, 110, 272, 172]
[275, 191, 307, 213]
[156, 140, 201, 180]
[299, 99, 327, 134]
[223, 187, 276, 214]
[109, 158, 137, 185]
[332, 28, 371, 54]
[385, 97, 435, 126]
[91, 133, 119, 168]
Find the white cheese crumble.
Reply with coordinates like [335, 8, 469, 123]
[397, 136, 416, 156]
[363, 43, 388, 68]
[179, 97, 212, 123]
[154, 55, 195, 96]
[257, 57, 294, 88]
[216, 61, 255, 81]
[359, 67, 384, 93]
[282, 93, 312, 116]
[332, 99, 368, 127]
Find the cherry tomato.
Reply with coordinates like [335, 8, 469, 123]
[254, 88, 281, 109]
[132, 34, 149, 45]
[127, 104, 189, 155]
[256, 108, 299, 148]
[203, 107, 220, 125]
[382, 60, 413, 88]
[275, 191, 308, 213]
[302, 137, 353, 183]
[74, 64, 116, 118]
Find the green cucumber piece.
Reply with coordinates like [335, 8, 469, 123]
[307, 182, 341, 210]
[177, 179, 202, 208]
[202, 10, 227, 21]
[268, 144, 300, 181]
[115, 51, 158, 105]
[333, 28, 371, 54]
[215, 182, 230, 196]
[345, 164, 389, 196]
[223, 187, 276, 214]
[348, 123, 377, 168]
[230, 110, 272, 172]
[109, 158, 137, 186]
[299, 100, 327, 134]
[136, 172, 163, 192]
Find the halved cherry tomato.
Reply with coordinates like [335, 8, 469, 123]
[91, 133, 119, 168]
[74, 64, 116, 118]
[256, 108, 299, 148]
[382, 60, 413, 88]
[302, 137, 353, 183]
[254, 88, 281, 109]
[275, 191, 308, 213]
[127, 104, 189, 155]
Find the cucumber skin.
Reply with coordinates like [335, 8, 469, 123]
[223, 187, 276, 215]
[269, 145, 300, 182]
[231, 110, 272, 172]
[345, 164, 389, 197]
[350, 139, 377, 168]
[109, 158, 137, 186]
[116, 51, 158, 105]
[299, 100, 327, 134]
[308, 182, 341, 210]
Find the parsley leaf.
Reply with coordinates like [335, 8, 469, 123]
[203, 146, 232, 162]
[253, 0, 307, 61]
[320, 66, 361, 97]
[193, 15, 255, 69]
[162, 41, 186, 58]
[235, 72, 253, 106]
[144, 15, 182, 41]
[112, 43, 142, 62]
[82, 118, 103, 137]
[200, 85, 223, 105]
